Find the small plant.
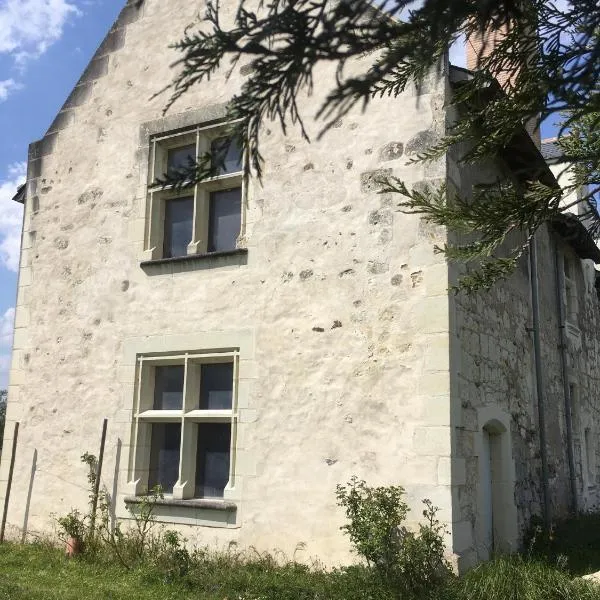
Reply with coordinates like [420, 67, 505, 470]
[336, 476, 408, 574]
[57, 509, 86, 541]
[336, 477, 451, 594]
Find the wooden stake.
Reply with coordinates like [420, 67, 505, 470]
[0, 422, 20, 543]
[90, 419, 107, 534]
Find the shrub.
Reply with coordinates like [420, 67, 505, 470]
[336, 477, 452, 595]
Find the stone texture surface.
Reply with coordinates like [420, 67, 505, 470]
[2, 0, 598, 574]
[0, 0, 454, 566]
[447, 150, 600, 570]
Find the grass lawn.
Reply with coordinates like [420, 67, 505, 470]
[2, 541, 600, 600]
[0, 544, 194, 600]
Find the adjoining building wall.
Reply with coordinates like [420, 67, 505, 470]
[0, 0, 459, 564]
[448, 149, 600, 569]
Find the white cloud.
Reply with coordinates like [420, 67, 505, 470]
[0, 78, 21, 101]
[0, 162, 25, 272]
[0, 307, 15, 388]
[0, 354, 10, 388]
[0, 307, 15, 347]
[0, 0, 79, 66]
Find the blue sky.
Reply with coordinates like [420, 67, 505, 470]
[0, 0, 560, 389]
[0, 0, 123, 387]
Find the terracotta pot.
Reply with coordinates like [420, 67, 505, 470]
[65, 536, 83, 557]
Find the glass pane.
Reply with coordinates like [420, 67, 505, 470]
[148, 423, 181, 494]
[211, 137, 242, 175]
[163, 197, 193, 258]
[167, 144, 196, 178]
[195, 423, 231, 498]
[153, 365, 184, 410]
[199, 363, 233, 410]
[208, 188, 241, 253]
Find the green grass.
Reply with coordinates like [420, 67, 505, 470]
[1, 542, 600, 600]
[527, 513, 600, 576]
[452, 555, 600, 600]
[0, 542, 395, 600]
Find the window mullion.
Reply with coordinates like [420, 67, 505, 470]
[130, 358, 152, 495]
[227, 352, 240, 491]
[173, 355, 193, 499]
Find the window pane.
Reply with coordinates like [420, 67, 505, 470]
[153, 365, 184, 410]
[195, 423, 231, 498]
[211, 137, 242, 175]
[148, 423, 181, 494]
[208, 188, 241, 253]
[199, 363, 233, 410]
[167, 144, 196, 178]
[163, 197, 193, 258]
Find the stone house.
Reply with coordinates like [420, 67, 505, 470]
[1, 0, 600, 570]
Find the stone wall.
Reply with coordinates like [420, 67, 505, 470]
[448, 151, 600, 568]
[0, 0, 459, 565]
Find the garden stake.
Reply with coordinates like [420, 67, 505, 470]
[90, 418, 107, 534]
[0, 422, 20, 543]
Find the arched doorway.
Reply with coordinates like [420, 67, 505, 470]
[476, 416, 517, 560]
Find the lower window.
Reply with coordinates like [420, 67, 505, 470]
[131, 351, 238, 500]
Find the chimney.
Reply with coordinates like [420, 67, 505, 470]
[466, 16, 541, 148]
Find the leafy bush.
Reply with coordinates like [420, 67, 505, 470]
[336, 476, 451, 595]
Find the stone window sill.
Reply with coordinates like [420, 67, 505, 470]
[141, 248, 247, 268]
[140, 248, 248, 275]
[124, 495, 237, 512]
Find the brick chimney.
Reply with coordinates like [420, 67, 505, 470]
[466, 17, 541, 148]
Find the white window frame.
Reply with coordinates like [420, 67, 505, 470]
[129, 349, 239, 500]
[562, 254, 579, 324]
[143, 122, 246, 261]
[584, 427, 596, 488]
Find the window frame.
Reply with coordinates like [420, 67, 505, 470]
[129, 350, 239, 501]
[144, 122, 246, 262]
[584, 427, 596, 488]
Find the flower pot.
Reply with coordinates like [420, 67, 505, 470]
[65, 536, 83, 557]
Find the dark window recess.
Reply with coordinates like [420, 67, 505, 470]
[163, 197, 194, 258]
[199, 363, 233, 410]
[208, 188, 241, 253]
[211, 137, 242, 175]
[195, 423, 231, 498]
[167, 144, 196, 178]
[153, 365, 184, 410]
[148, 423, 181, 494]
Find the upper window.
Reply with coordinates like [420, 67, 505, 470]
[562, 253, 579, 326]
[145, 125, 244, 261]
[130, 351, 238, 500]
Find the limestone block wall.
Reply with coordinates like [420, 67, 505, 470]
[0, 0, 458, 564]
[448, 152, 600, 568]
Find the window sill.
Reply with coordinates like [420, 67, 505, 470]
[124, 495, 237, 512]
[141, 248, 247, 268]
[140, 248, 248, 275]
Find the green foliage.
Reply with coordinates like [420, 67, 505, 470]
[158, 0, 600, 292]
[336, 477, 451, 595]
[10, 512, 600, 599]
[3, 541, 600, 600]
[526, 513, 600, 576]
[451, 554, 599, 600]
[56, 509, 87, 541]
[336, 476, 409, 572]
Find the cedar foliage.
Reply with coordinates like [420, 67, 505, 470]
[160, 0, 600, 291]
